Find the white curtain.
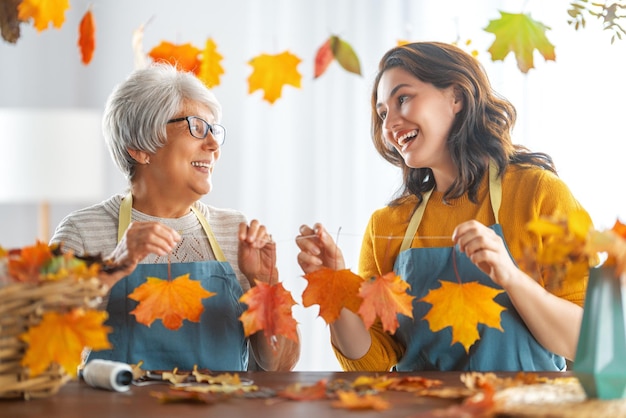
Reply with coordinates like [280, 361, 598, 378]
[0, 0, 624, 371]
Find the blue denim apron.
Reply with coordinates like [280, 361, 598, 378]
[88, 194, 248, 371]
[394, 164, 565, 371]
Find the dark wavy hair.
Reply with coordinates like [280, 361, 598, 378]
[370, 41, 555, 207]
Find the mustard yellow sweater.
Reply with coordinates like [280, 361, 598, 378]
[334, 164, 591, 371]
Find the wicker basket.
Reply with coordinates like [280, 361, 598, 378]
[0, 277, 107, 400]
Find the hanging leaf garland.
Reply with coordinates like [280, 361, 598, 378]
[78, 7, 95, 65]
[313, 35, 362, 78]
[0, 0, 23, 43]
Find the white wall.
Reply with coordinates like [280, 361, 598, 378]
[1, 0, 625, 370]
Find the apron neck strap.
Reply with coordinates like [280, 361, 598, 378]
[118, 193, 227, 262]
[399, 161, 502, 253]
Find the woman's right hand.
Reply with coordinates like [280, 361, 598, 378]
[295, 223, 346, 273]
[100, 221, 180, 287]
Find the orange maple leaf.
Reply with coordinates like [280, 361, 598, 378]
[148, 41, 202, 74]
[239, 280, 299, 345]
[247, 51, 302, 104]
[357, 272, 414, 333]
[8, 240, 52, 282]
[20, 308, 112, 377]
[198, 38, 224, 88]
[301, 267, 364, 324]
[128, 273, 215, 331]
[78, 8, 95, 65]
[18, 0, 69, 32]
[420, 280, 506, 353]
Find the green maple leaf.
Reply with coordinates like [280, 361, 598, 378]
[484, 11, 556, 73]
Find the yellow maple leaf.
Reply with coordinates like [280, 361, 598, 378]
[357, 272, 414, 333]
[18, 0, 69, 32]
[128, 273, 216, 331]
[247, 51, 302, 104]
[420, 280, 506, 353]
[484, 11, 556, 73]
[198, 38, 224, 88]
[20, 308, 112, 377]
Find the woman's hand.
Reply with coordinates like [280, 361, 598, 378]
[101, 221, 180, 287]
[295, 223, 345, 273]
[238, 220, 277, 286]
[452, 220, 518, 288]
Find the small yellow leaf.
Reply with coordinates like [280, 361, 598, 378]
[420, 280, 506, 353]
[332, 390, 390, 411]
[198, 38, 225, 88]
[247, 51, 302, 104]
[20, 308, 112, 377]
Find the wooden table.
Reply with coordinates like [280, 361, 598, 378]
[0, 370, 574, 418]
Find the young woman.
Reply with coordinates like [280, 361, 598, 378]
[296, 42, 591, 372]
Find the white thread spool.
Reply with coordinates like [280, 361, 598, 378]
[82, 359, 133, 392]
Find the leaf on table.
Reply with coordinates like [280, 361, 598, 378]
[420, 280, 506, 353]
[192, 366, 242, 386]
[78, 7, 95, 65]
[277, 379, 328, 400]
[128, 273, 216, 331]
[0, 0, 23, 43]
[18, 0, 69, 32]
[162, 367, 190, 384]
[7, 240, 52, 282]
[247, 50, 302, 104]
[302, 267, 364, 324]
[148, 41, 202, 74]
[20, 308, 112, 377]
[357, 272, 414, 333]
[239, 280, 299, 345]
[484, 11, 555, 73]
[331, 390, 390, 411]
[198, 38, 224, 88]
[386, 375, 443, 392]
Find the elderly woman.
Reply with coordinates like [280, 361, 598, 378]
[51, 63, 299, 371]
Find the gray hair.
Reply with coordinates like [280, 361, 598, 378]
[103, 63, 222, 180]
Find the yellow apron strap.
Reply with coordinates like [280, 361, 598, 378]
[399, 161, 502, 252]
[118, 193, 226, 262]
[400, 188, 433, 253]
[190, 205, 226, 262]
[488, 161, 501, 224]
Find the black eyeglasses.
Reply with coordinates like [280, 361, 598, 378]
[167, 116, 226, 145]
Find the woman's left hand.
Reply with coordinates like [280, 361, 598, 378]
[238, 220, 277, 286]
[452, 220, 518, 288]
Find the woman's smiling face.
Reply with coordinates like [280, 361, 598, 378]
[376, 67, 462, 170]
[151, 100, 222, 201]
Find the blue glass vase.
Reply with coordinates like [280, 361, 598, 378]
[573, 265, 626, 399]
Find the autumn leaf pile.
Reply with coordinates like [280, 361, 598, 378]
[0, 241, 111, 378]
